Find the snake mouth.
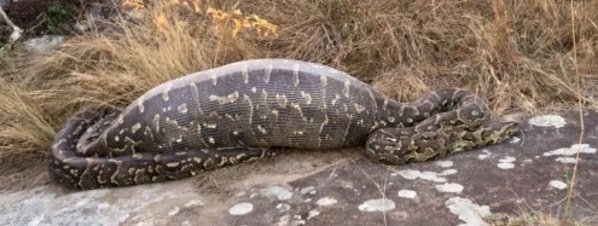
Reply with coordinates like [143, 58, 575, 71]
[364, 119, 521, 165]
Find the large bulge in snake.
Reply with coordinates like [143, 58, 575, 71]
[92, 59, 396, 155]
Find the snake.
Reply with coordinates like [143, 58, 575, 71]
[49, 58, 519, 189]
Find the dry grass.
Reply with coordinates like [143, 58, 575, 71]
[0, 0, 597, 220]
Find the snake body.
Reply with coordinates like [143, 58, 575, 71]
[49, 58, 519, 189]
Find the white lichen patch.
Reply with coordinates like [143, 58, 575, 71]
[499, 156, 516, 163]
[392, 169, 419, 179]
[276, 203, 291, 212]
[528, 114, 567, 128]
[98, 202, 110, 209]
[508, 136, 521, 144]
[439, 169, 458, 176]
[497, 162, 515, 169]
[497, 156, 516, 170]
[445, 197, 492, 226]
[549, 180, 568, 190]
[357, 199, 396, 212]
[307, 209, 320, 220]
[292, 214, 306, 225]
[260, 186, 293, 200]
[228, 202, 254, 216]
[555, 157, 578, 164]
[435, 160, 454, 168]
[398, 189, 417, 199]
[168, 206, 180, 216]
[277, 215, 291, 226]
[544, 144, 596, 156]
[316, 197, 338, 206]
[300, 186, 316, 195]
[478, 149, 492, 160]
[435, 183, 464, 193]
[393, 169, 448, 183]
[184, 200, 203, 208]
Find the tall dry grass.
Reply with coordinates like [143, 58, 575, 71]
[0, 0, 597, 192]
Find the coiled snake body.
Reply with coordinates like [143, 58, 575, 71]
[50, 59, 519, 189]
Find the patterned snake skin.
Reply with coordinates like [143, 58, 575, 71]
[49, 58, 519, 189]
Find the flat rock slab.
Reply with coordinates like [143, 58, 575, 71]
[1, 111, 598, 226]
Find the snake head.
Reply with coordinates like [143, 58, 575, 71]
[482, 121, 520, 144]
[365, 127, 445, 164]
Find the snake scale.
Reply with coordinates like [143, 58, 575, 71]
[49, 58, 519, 189]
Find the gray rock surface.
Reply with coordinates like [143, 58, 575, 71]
[1, 111, 597, 225]
[24, 35, 64, 52]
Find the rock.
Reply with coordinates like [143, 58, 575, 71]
[1, 111, 597, 225]
[24, 35, 64, 52]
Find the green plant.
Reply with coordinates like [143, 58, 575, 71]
[39, 3, 72, 34]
